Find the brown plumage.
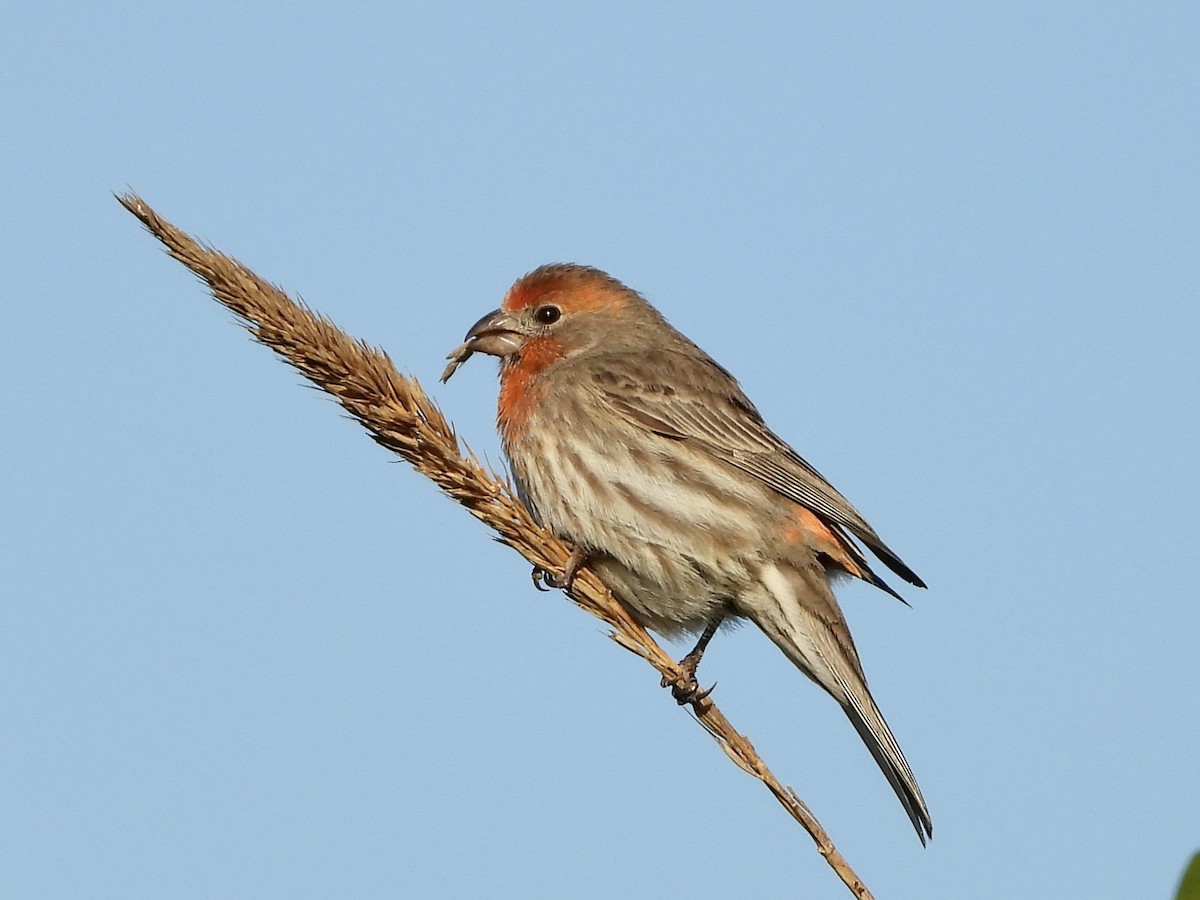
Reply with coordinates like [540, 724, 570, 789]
[444, 263, 932, 842]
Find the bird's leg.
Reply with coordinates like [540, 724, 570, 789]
[663, 612, 725, 706]
[531, 546, 589, 592]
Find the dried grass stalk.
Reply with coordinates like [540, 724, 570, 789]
[117, 192, 875, 899]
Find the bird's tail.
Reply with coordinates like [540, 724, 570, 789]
[751, 563, 933, 843]
[841, 679, 933, 844]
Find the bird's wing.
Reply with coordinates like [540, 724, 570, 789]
[591, 349, 926, 592]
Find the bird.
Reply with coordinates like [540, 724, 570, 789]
[442, 263, 932, 842]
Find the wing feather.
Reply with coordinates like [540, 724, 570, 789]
[592, 348, 926, 593]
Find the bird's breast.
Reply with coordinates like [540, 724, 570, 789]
[503, 393, 783, 629]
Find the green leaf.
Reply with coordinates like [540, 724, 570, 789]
[1177, 853, 1200, 900]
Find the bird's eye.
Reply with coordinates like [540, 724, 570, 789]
[533, 304, 561, 325]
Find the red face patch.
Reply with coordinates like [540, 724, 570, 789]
[502, 265, 626, 315]
[495, 265, 630, 440]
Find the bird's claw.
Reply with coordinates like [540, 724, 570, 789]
[530, 548, 589, 593]
[528, 566, 573, 592]
[661, 657, 717, 707]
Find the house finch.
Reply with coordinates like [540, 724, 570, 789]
[443, 264, 932, 842]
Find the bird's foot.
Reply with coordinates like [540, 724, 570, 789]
[660, 613, 724, 706]
[661, 652, 717, 707]
[531, 547, 589, 592]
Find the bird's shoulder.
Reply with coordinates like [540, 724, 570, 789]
[573, 343, 773, 448]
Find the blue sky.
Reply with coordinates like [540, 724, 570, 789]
[2, 3, 1197, 898]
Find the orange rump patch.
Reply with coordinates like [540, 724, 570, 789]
[783, 505, 870, 581]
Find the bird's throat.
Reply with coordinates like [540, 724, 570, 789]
[496, 338, 564, 440]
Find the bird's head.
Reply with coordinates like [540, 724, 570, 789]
[442, 264, 649, 382]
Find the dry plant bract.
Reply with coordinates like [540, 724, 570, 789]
[117, 193, 877, 899]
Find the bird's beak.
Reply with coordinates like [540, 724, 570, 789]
[463, 308, 526, 357]
[441, 308, 525, 382]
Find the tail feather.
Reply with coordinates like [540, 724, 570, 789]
[843, 690, 932, 844]
[751, 562, 932, 843]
